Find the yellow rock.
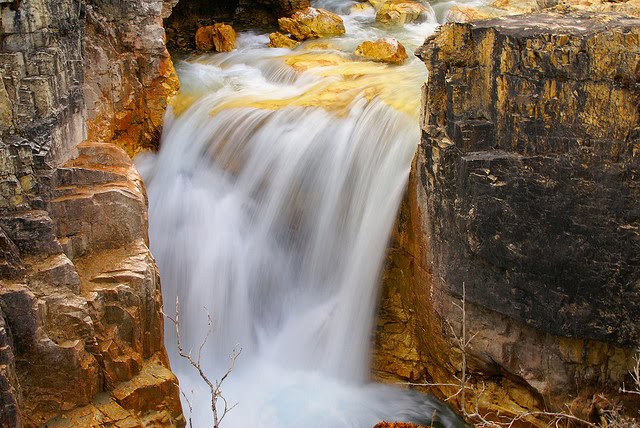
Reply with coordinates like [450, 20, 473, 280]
[445, 5, 495, 22]
[278, 7, 346, 41]
[354, 37, 409, 65]
[195, 23, 237, 52]
[368, 0, 387, 10]
[268, 32, 301, 49]
[376, 0, 429, 25]
[351, 2, 374, 12]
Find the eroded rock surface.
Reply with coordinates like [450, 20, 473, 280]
[84, 0, 180, 157]
[278, 7, 346, 41]
[354, 38, 408, 64]
[376, 11, 640, 421]
[376, 0, 432, 25]
[195, 23, 237, 52]
[0, 0, 183, 425]
[268, 32, 302, 49]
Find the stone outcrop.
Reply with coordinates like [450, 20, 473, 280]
[376, 1, 432, 25]
[195, 23, 237, 52]
[278, 7, 346, 41]
[0, 0, 183, 425]
[375, 11, 640, 421]
[354, 38, 408, 65]
[268, 32, 301, 49]
[446, 0, 640, 22]
[84, 0, 180, 158]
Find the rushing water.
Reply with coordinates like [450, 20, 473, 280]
[138, 1, 481, 427]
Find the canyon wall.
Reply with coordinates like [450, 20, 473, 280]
[0, 0, 183, 426]
[375, 10, 640, 422]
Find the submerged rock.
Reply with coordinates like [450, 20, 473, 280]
[354, 38, 408, 64]
[195, 23, 237, 52]
[278, 7, 346, 41]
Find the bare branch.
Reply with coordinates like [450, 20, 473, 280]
[164, 297, 242, 428]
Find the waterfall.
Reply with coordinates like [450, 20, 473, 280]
[138, 2, 473, 426]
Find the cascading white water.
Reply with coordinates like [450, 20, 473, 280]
[137, 1, 482, 426]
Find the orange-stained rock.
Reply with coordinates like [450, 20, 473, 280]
[84, 0, 180, 158]
[278, 7, 346, 41]
[376, 0, 430, 25]
[268, 32, 302, 49]
[354, 38, 408, 64]
[195, 23, 237, 52]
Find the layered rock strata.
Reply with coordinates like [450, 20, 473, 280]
[375, 11, 640, 421]
[0, 0, 183, 426]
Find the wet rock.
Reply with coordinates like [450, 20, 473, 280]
[354, 38, 408, 64]
[278, 7, 346, 41]
[376, 0, 431, 25]
[268, 32, 302, 48]
[195, 23, 237, 52]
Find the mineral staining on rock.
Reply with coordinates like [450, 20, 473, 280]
[84, 0, 180, 158]
[195, 23, 237, 52]
[355, 38, 408, 64]
[376, 0, 432, 25]
[375, 10, 640, 421]
[278, 7, 346, 41]
[268, 32, 302, 49]
[0, 0, 183, 426]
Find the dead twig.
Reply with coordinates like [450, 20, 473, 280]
[164, 297, 242, 428]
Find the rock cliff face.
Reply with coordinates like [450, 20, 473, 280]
[376, 11, 640, 420]
[84, 0, 179, 157]
[0, 0, 182, 426]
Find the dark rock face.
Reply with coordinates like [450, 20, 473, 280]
[375, 11, 640, 419]
[416, 12, 640, 347]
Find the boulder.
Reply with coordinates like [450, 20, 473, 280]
[354, 38, 408, 64]
[195, 23, 237, 52]
[376, 0, 430, 25]
[268, 32, 301, 49]
[278, 7, 346, 41]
